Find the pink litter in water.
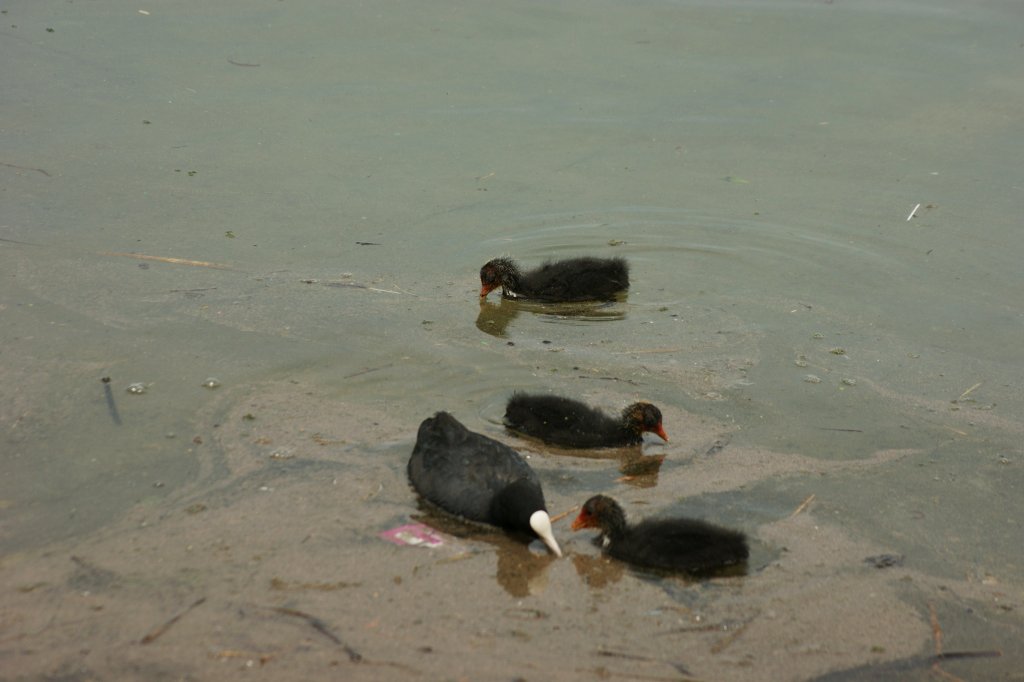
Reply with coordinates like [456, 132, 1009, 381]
[378, 523, 446, 548]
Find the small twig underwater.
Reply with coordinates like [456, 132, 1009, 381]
[101, 252, 235, 270]
[343, 363, 394, 380]
[269, 606, 362, 662]
[924, 603, 1002, 681]
[140, 597, 207, 644]
[956, 382, 982, 402]
[1, 161, 51, 177]
[929, 602, 944, 656]
[789, 494, 816, 518]
[550, 506, 579, 524]
[101, 377, 122, 426]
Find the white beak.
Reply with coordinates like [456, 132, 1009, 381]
[529, 510, 562, 558]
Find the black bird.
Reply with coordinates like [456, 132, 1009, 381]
[408, 412, 561, 556]
[571, 495, 748, 574]
[504, 393, 668, 448]
[479, 256, 629, 302]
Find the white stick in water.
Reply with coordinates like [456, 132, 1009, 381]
[907, 203, 921, 221]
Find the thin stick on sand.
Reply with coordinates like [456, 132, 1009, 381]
[927, 602, 1001, 677]
[789, 494, 816, 518]
[0, 161, 51, 177]
[101, 252, 235, 270]
[956, 382, 982, 402]
[929, 602, 944, 656]
[140, 597, 207, 644]
[101, 377, 122, 426]
[550, 506, 579, 524]
[270, 606, 362, 662]
[928, 602, 964, 682]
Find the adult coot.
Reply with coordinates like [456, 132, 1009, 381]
[408, 412, 562, 557]
[504, 393, 668, 448]
[571, 495, 748, 573]
[479, 256, 629, 302]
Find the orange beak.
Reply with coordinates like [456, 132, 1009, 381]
[571, 512, 592, 531]
[479, 283, 496, 298]
[654, 423, 669, 442]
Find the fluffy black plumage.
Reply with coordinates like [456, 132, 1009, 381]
[479, 256, 629, 302]
[504, 393, 668, 448]
[572, 495, 748, 574]
[407, 412, 561, 556]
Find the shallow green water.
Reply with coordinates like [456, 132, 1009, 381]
[2, 0, 1021, 678]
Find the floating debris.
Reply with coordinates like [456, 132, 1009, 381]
[201, 377, 222, 389]
[865, 554, 904, 569]
[379, 523, 446, 548]
[829, 347, 847, 355]
[126, 382, 148, 395]
[705, 439, 727, 456]
[841, 378, 857, 386]
[804, 374, 822, 384]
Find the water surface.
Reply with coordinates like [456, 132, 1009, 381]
[2, 0, 1021, 679]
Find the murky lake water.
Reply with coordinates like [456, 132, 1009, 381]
[3, 1, 1021, 679]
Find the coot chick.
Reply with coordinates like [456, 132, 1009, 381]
[408, 412, 562, 557]
[571, 495, 748, 574]
[504, 393, 668, 448]
[479, 256, 629, 302]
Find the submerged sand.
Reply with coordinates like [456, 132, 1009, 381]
[2, 381, 1018, 681]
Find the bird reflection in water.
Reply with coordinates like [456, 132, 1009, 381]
[572, 550, 747, 589]
[508, 437, 668, 489]
[476, 297, 627, 339]
[617, 452, 666, 488]
[571, 552, 627, 588]
[411, 505, 557, 598]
